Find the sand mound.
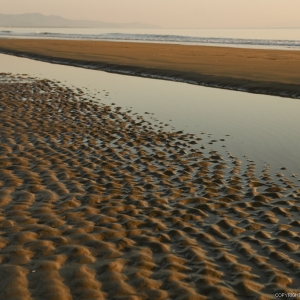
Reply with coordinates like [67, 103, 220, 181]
[0, 73, 300, 299]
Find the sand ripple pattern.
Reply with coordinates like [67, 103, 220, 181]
[1, 73, 300, 300]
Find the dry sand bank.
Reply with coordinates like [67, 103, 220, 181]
[1, 73, 300, 299]
[0, 39, 300, 98]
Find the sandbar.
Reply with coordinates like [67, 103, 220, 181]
[0, 39, 300, 98]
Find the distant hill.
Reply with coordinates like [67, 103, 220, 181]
[0, 13, 161, 29]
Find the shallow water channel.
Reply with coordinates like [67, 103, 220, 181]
[1, 53, 300, 179]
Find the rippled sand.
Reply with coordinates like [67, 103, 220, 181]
[1, 73, 300, 299]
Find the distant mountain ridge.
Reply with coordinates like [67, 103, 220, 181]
[0, 13, 161, 29]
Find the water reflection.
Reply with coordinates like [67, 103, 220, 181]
[0, 53, 299, 176]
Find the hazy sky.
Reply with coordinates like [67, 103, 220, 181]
[2, 0, 300, 28]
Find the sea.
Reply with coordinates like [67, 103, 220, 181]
[1, 27, 300, 49]
[0, 27, 300, 179]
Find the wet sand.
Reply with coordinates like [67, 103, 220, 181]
[0, 39, 300, 98]
[1, 73, 300, 299]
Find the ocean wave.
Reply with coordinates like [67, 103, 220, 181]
[1, 31, 300, 48]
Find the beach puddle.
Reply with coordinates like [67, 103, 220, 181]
[0, 53, 300, 179]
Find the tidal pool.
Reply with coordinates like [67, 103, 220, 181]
[1, 53, 299, 178]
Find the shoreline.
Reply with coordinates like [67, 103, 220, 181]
[0, 39, 300, 99]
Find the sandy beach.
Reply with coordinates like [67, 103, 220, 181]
[0, 39, 300, 98]
[1, 72, 300, 299]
